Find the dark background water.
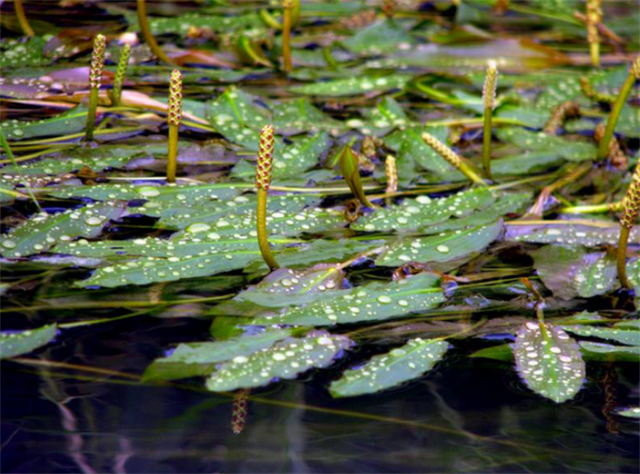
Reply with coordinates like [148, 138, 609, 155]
[2, 316, 639, 473]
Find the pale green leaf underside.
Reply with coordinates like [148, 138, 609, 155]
[0, 324, 57, 359]
[513, 321, 585, 403]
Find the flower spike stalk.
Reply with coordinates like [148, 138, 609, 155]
[482, 60, 498, 180]
[166, 69, 182, 183]
[282, 0, 294, 73]
[385, 155, 397, 206]
[421, 132, 487, 186]
[256, 125, 280, 271]
[586, 0, 602, 68]
[85, 34, 106, 142]
[109, 44, 131, 106]
[14, 0, 34, 37]
[137, 0, 175, 66]
[617, 163, 640, 289]
[618, 165, 640, 288]
[597, 54, 640, 161]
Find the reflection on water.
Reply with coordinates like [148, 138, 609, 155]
[2, 318, 638, 473]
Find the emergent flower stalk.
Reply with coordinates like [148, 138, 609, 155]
[282, 0, 294, 73]
[421, 132, 487, 186]
[85, 34, 106, 142]
[14, 0, 34, 37]
[482, 60, 498, 180]
[137, 0, 175, 66]
[617, 163, 640, 289]
[256, 125, 280, 271]
[597, 54, 640, 161]
[109, 44, 131, 106]
[166, 69, 182, 183]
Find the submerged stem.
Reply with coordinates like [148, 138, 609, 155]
[137, 0, 175, 66]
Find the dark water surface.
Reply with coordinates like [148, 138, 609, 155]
[2, 317, 638, 473]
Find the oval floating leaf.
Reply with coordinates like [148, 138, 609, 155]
[330, 338, 449, 397]
[513, 321, 586, 403]
[143, 328, 292, 382]
[1, 202, 126, 258]
[254, 273, 445, 327]
[205, 331, 353, 391]
[291, 75, 410, 97]
[376, 221, 503, 267]
[0, 324, 57, 359]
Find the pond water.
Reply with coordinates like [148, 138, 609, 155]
[2, 315, 639, 473]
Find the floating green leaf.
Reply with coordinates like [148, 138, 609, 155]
[254, 273, 445, 327]
[291, 75, 410, 97]
[1, 202, 126, 258]
[506, 222, 640, 247]
[376, 221, 503, 267]
[513, 321, 585, 403]
[617, 407, 640, 419]
[353, 187, 496, 232]
[143, 328, 292, 382]
[531, 245, 617, 299]
[496, 127, 596, 162]
[205, 331, 353, 391]
[0, 324, 57, 359]
[565, 324, 640, 346]
[1, 105, 88, 141]
[330, 338, 449, 397]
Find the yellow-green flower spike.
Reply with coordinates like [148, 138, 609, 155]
[89, 34, 107, 90]
[255, 125, 279, 270]
[421, 132, 487, 186]
[597, 54, 640, 161]
[256, 124, 275, 190]
[543, 101, 580, 136]
[617, 163, 640, 288]
[579, 76, 615, 103]
[166, 69, 182, 183]
[110, 44, 131, 106]
[85, 34, 107, 141]
[482, 60, 498, 180]
[586, 0, 602, 68]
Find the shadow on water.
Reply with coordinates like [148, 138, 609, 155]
[1, 316, 638, 473]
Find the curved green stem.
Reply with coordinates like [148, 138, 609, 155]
[137, 0, 175, 66]
[166, 124, 178, 183]
[257, 188, 280, 270]
[597, 71, 636, 160]
[617, 226, 631, 289]
[282, 1, 293, 73]
[84, 88, 99, 141]
[14, 0, 34, 37]
[482, 108, 493, 180]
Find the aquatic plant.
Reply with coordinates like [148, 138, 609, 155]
[255, 124, 280, 271]
[166, 69, 182, 183]
[108, 44, 131, 106]
[586, 0, 602, 67]
[421, 132, 487, 185]
[137, 0, 174, 65]
[596, 54, 640, 161]
[281, 0, 294, 73]
[84, 34, 106, 142]
[481, 60, 498, 180]
[618, 162, 640, 288]
[13, 0, 34, 37]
